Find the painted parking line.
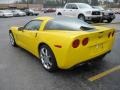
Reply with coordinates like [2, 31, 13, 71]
[88, 65, 120, 82]
[115, 32, 120, 38]
[116, 31, 120, 34]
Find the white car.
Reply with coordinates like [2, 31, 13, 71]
[0, 10, 13, 17]
[56, 3, 102, 22]
[11, 10, 26, 16]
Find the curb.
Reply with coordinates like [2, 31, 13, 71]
[93, 22, 120, 26]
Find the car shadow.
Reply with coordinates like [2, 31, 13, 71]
[9, 45, 112, 79]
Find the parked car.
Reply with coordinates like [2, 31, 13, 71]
[23, 9, 39, 16]
[9, 16, 115, 72]
[44, 8, 56, 13]
[112, 8, 120, 14]
[56, 3, 102, 23]
[0, 10, 13, 17]
[92, 6, 115, 23]
[11, 10, 26, 16]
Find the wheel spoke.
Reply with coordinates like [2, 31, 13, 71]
[41, 48, 47, 56]
[47, 57, 52, 66]
[42, 48, 48, 56]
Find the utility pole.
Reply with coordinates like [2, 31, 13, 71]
[8, 0, 9, 8]
[88, 0, 92, 5]
[62, 0, 64, 6]
[27, 0, 29, 9]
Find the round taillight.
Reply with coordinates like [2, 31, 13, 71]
[112, 31, 115, 37]
[82, 38, 89, 46]
[72, 39, 80, 48]
[108, 32, 111, 38]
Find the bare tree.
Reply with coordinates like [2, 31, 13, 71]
[114, 0, 119, 3]
[20, 0, 27, 3]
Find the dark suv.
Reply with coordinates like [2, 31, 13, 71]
[93, 6, 115, 23]
[23, 9, 39, 16]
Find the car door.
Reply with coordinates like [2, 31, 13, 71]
[70, 4, 79, 17]
[63, 4, 72, 17]
[0, 11, 3, 16]
[17, 20, 42, 53]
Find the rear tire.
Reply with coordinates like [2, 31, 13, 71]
[39, 45, 58, 72]
[78, 14, 85, 21]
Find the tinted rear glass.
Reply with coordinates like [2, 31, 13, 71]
[44, 17, 94, 31]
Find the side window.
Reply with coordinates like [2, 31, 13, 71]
[71, 4, 78, 9]
[44, 21, 72, 30]
[66, 4, 72, 9]
[24, 20, 42, 31]
[44, 21, 54, 30]
[45, 21, 64, 30]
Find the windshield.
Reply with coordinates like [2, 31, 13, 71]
[45, 17, 94, 31]
[78, 3, 92, 9]
[93, 6, 104, 10]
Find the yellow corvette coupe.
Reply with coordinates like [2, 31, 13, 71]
[9, 16, 115, 72]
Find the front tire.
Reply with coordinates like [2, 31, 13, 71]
[107, 19, 113, 23]
[39, 45, 58, 72]
[35, 14, 38, 16]
[3, 14, 5, 18]
[9, 32, 17, 47]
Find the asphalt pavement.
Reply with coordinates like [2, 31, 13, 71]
[0, 14, 120, 90]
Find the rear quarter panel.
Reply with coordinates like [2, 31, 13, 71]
[35, 31, 74, 68]
[36, 26, 115, 69]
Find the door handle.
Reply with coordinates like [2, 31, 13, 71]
[35, 33, 37, 38]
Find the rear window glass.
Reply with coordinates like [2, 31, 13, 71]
[44, 17, 94, 31]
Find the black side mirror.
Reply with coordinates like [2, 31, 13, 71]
[18, 27, 24, 31]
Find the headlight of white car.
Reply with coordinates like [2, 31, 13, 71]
[86, 11, 91, 14]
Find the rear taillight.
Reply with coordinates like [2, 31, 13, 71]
[82, 38, 89, 46]
[112, 31, 115, 37]
[72, 39, 80, 48]
[108, 32, 111, 38]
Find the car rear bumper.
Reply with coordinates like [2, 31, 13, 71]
[57, 37, 115, 69]
[62, 49, 111, 69]
[71, 50, 111, 68]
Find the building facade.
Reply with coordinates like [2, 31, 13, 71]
[0, 4, 43, 10]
